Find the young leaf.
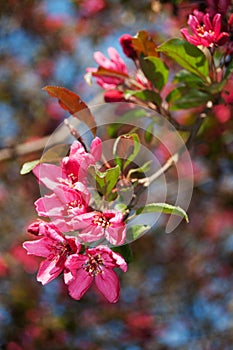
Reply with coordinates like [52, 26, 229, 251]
[140, 56, 169, 91]
[157, 38, 209, 82]
[43, 86, 96, 135]
[128, 160, 152, 179]
[136, 203, 189, 223]
[113, 133, 141, 170]
[20, 160, 40, 175]
[124, 89, 162, 106]
[88, 164, 120, 199]
[144, 122, 154, 143]
[127, 224, 151, 240]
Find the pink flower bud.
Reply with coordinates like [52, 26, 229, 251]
[119, 34, 137, 59]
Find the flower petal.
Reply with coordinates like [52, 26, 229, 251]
[90, 137, 102, 162]
[67, 268, 93, 300]
[212, 13, 221, 37]
[187, 15, 199, 35]
[33, 163, 62, 190]
[37, 257, 62, 285]
[95, 269, 120, 303]
[65, 254, 88, 274]
[180, 28, 201, 46]
[216, 32, 229, 46]
[35, 193, 63, 217]
[23, 237, 51, 258]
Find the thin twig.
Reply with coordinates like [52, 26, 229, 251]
[138, 115, 204, 187]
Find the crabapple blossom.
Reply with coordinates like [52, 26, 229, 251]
[71, 210, 127, 245]
[64, 245, 127, 303]
[181, 13, 229, 47]
[35, 182, 90, 221]
[86, 47, 128, 89]
[33, 137, 102, 191]
[23, 222, 81, 285]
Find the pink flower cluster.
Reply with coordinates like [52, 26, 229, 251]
[23, 137, 127, 302]
[86, 37, 151, 102]
[181, 12, 229, 48]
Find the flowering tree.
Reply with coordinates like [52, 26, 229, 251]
[20, 0, 233, 305]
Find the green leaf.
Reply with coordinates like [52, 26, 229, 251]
[174, 70, 205, 88]
[113, 133, 141, 170]
[114, 203, 128, 214]
[128, 160, 152, 178]
[166, 87, 211, 110]
[127, 224, 151, 240]
[124, 89, 162, 106]
[136, 202, 189, 222]
[144, 122, 154, 143]
[157, 38, 209, 81]
[140, 56, 169, 91]
[225, 59, 233, 81]
[20, 160, 40, 175]
[112, 244, 133, 263]
[88, 164, 120, 198]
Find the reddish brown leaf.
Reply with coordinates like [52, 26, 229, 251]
[132, 30, 158, 57]
[43, 86, 96, 135]
[92, 67, 129, 79]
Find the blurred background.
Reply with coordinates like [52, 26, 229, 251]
[1, 0, 233, 349]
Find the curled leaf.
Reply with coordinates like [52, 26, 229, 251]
[113, 133, 140, 170]
[20, 160, 40, 175]
[43, 86, 96, 135]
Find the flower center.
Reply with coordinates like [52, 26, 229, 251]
[92, 214, 111, 229]
[197, 24, 206, 37]
[83, 254, 104, 276]
[67, 199, 83, 210]
[197, 24, 214, 37]
[48, 241, 70, 260]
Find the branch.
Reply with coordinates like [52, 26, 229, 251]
[0, 136, 51, 162]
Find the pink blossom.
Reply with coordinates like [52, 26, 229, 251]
[64, 245, 127, 303]
[71, 210, 127, 245]
[181, 13, 229, 47]
[33, 137, 102, 191]
[23, 223, 81, 284]
[119, 34, 137, 59]
[35, 182, 89, 221]
[87, 47, 129, 89]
